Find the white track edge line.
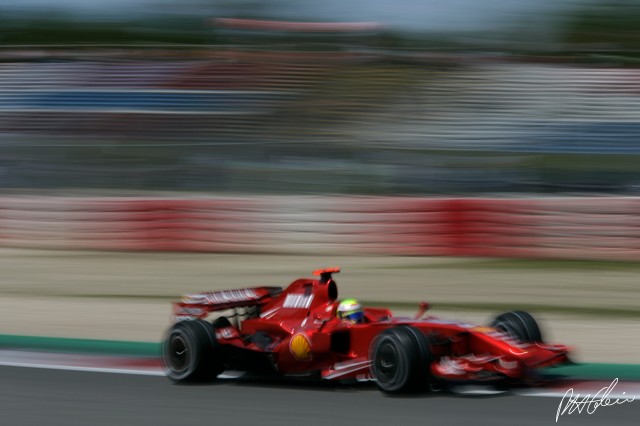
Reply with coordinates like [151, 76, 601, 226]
[2, 360, 638, 399]
[0, 360, 165, 376]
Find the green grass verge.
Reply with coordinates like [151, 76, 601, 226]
[544, 363, 640, 381]
[0, 334, 159, 357]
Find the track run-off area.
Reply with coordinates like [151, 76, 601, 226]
[0, 359, 638, 426]
[0, 341, 639, 426]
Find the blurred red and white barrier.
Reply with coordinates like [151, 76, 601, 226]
[0, 196, 639, 260]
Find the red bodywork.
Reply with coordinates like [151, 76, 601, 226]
[171, 268, 571, 383]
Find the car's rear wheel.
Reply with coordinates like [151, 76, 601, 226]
[370, 326, 433, 393]
[162, 319, 224, 382]
[490, 310, 542, 343]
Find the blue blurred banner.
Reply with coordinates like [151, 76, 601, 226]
[0, 90, 283, 114]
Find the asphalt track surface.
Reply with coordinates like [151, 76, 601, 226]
[1, 366, 638, 426]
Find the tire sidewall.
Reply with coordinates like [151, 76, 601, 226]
[491, 311, 542, 343]
[370, 332, 412, 392]
[163, 322, 198, 381]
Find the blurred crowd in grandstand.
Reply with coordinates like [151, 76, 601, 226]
[1, 0, 640, 195]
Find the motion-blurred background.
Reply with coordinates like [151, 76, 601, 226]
[2, 0, 640, 256]
[2, 0, 640, 194]
[0, 1, 639, 356]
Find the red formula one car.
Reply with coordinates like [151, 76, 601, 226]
[162, 268, 571, 393]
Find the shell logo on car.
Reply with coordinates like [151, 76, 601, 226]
[471, 326, 496, 333]
[289, 333, 312, 361]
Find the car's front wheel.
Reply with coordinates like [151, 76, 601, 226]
[490, 310, 543, 343]
[369, 326, 433, 393]
[162, 319, 224, 382]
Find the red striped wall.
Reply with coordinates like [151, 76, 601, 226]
[1, 196, 639, 260]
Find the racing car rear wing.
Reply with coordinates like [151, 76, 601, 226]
[172, 286, 283, 321]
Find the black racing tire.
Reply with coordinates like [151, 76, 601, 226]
[369, 326, 433, 393]
[162, 319, 224, 383]
[490, 310, 543, 343]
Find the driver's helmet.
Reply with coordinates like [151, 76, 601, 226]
[337, 299, 364, 323]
